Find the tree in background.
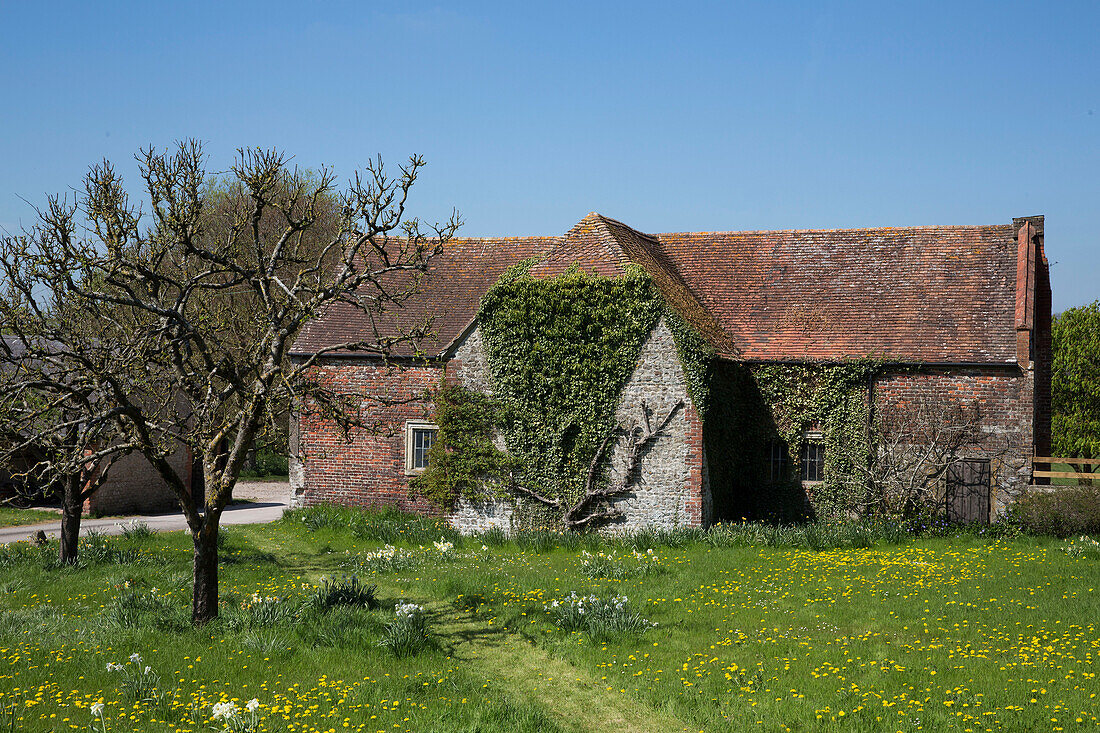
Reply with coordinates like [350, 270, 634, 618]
[0, 142, 459, 622]
[197, 171, 343, 472]
[1052, 301, 1100, 458]
[0, 332, 132, 564]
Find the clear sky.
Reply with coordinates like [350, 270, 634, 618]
[1, 1, 1096, 311]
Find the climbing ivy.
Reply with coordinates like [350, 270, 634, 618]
[477, 266, 662, 521]
[413, 257, 878, 525]
[410, 382, 515, 509]
[663, 305, 716, 421]
[751, 361, 880, 520]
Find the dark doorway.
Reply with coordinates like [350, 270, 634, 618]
[945, 458, 991, 524]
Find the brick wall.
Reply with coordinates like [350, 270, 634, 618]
[294, 319, 710, 532]
[291, 358, 442, 514]
[872, 365, 1034, 517]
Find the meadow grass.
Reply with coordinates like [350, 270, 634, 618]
[0, 507, 1096, 732]
[0, 506, 58, 527]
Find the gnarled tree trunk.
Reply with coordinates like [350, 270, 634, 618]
[191, 519, 220, 624]
[58, 475, 83, 565]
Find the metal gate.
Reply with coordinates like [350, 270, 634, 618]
[945, 458, 991, 524]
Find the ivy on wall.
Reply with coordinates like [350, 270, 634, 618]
[411, 256, 882, 525]
[751, 361, 879, 520]
[413, 262, 712, 525]
[478, 265, 662, 522]
[410, 382, 514, 509]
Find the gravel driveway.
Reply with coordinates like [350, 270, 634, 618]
[233, 478, 291, 504]
[0, 478, 292, 545]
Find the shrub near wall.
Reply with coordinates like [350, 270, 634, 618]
[1011, 486, 1100, 537]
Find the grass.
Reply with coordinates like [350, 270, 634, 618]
[0, 505, 58, 527]
[0, 506, 1097, 732]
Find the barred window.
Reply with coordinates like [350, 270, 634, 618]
[800, 439, 824, 482]
[768, 440, 789, 481]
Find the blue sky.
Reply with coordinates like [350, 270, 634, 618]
[1, 1, 1096, 310]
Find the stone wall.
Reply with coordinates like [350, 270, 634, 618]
[448, 319, 706, 532]
[446, 326, 515, 532]
[604, 319, 706, 530]
[86, 447, 190, 516]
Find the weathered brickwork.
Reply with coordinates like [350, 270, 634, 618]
[86, 448, 190, 516]
[292, 214, 1050, 529]
[290, 358, 442, 514]
[872, 366, 1036, 518]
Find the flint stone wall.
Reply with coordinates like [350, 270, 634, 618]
[446, 318, 705, 534]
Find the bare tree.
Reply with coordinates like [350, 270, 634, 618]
[0, 141, 459, 622]
[0, 332, 132, 564]
[842, 396, 1011, 518]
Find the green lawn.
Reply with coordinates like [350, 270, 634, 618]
[0, 505, 58, 527]
[0, 511, 1097, 732]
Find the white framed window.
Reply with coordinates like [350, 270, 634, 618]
[404, 421, 438, 474]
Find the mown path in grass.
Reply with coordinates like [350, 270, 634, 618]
[262, 528, 693, 732]
[432, 602, 694, 733]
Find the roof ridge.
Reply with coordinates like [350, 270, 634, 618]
[657, 223, 1013, 237]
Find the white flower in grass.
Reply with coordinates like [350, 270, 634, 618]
[395, 601, 423, 618]
[144, 666, 152, 675]
[211, 700, 238, 720]
[106, 662, 123, 672]
[90, 702, 104, 716]
[128, 652, 142, 664]
[246, 698, 260, 712]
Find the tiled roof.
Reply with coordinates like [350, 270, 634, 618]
[530, 214, 738, 355]
[291, 236, 558, 357]
[293, 216, 1024, 364]
[656, 225, 1018, 363]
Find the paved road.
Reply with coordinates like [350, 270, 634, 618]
[0, 479, 291, 545]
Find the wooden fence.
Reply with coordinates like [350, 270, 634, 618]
[1031, 457, 1100, 483]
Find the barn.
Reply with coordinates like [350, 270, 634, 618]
[289, 214, 1050, 531]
